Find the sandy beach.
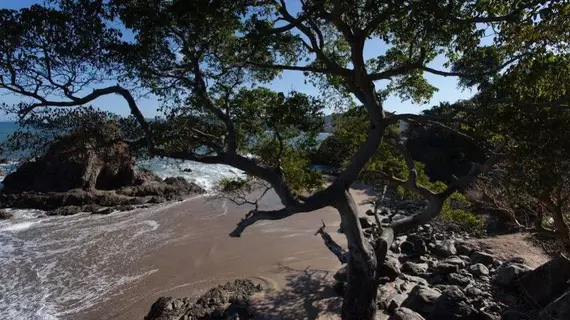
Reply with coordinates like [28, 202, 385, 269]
[67, 187, 375, 320]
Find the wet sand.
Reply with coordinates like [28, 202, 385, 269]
[77, 187, 375, 320]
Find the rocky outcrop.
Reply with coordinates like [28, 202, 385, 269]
[0, 125, 205, 214]
[145, 279, 263, 320]
[0, 209, 13, 219]
[537, 289, 570, 320]
[2, 125, 136, 193]
[330, 216, 569, 320]
[517, 256, 570, 307]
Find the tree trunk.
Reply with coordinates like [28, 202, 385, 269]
[335, 189, 378, 320]
[551, 207, 570, 252]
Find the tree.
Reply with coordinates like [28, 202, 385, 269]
[451, 53, 570, 253]
[1, 1, 568, 318]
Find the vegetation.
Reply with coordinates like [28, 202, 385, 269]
[1, 1, 569, 319]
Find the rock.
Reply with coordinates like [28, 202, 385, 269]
[431, 241, 457, 258]
[388, 308, 425, 320]
[444, 256, 467, 268]
[379, 256, 402, 280]
[47, 205, 82, 216]
[400, 241, 415, 254]
[495, 261, 532, 287]
[413, 239, 428, 255]
[468, 263, 490, 277]
[401, 285, 441, 316]
[429, 285, 479, 319]
[402, 262, 429, 276]
[182, 168, 193, 172]
[366, 209, 375, 216]
[359, 216, 375, 228]
[447, 273, 472, 286]
[2, 124, 137, 194]
[334, 266, 347, 283]
[517, 256, 570, 307]
[145, 279, 262, 320]
[436, 263, 459, 275]
[470, 251, 496, 266]
[457, 244, 473, 256]
[465, 286, 484, 297]
[0, 209, 13, 219]
[387, 294, 409, 313]
[501, 310, 532, 320]
[537, 289, 570, 320]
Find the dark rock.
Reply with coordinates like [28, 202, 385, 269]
[431, 241, 457, 258]
[465, 286, 484, 297]
[470, 251, 496, 266]
[2, 125, 137, 194]
[447, 273, 472, 286]
[502, 310, 532, 320]
[436, 262, 460, 275]
[444, 256, 467, 268]
[517, 256, 570, 307]
[47, 205, 81, 216]
[401, 241, 415, 254]
[333, 281, 345, 296]
[359, 216, 374, 228]
[365, 209, 375, 216]
[401, 285, 441, 316]
[334, 266, 347, 283]
[468, 263, 490, 277]
[0, 209, 13, 219]
[145, 279, 263, 320]
[429, 285, 480, 319]
[413, 239, 428, 255]
[182, 168, 193, 172]
[387, 294, 409, 313]
[402, 262, 429, 276]
[457, 244, 474, 256]
[495, 261, 532, 287]
[537, 289, 570, 320]
[388, 307, 426, 320]
[379, 256, 402, 281]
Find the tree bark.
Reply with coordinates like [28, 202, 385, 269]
[335, 189, 378, 320]
[551, 207, 570, 252]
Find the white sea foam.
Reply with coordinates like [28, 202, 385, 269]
[0, 156, 244, 319]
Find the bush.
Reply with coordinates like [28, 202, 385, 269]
[311, 135, 350, 167]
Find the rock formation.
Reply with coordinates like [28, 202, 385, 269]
[0, 124, 205, 215]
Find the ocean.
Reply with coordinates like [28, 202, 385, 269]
[0, 121, 333, 320]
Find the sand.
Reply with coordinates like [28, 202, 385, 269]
[76, 187, 376, 320]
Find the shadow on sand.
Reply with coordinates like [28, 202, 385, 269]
[251, 265, 342, 320]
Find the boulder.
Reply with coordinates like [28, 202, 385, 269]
[0, 209, 13, 219]
[495, 261, 532, 287]
[429, 285, 480, 319]
[444, 256, 467, 268]
[401, 241, 415, 254]
[436, 263, 459, 275]
[447, 273, 472, 287]
[379, 256, 402, 280]
[359, 216, 375, 229]
[517, 256, 570, 307]
[2, 125, 136, 194]
[537, 289, 570, 320]
[402, 262, 429, 276]
[468, 263, 490, 277]
[470, 251, 496, 266]
[431, 241, 457, 258]
[388, 308, 425, 320]
[401, 285, 441, 316]
[145, 279, 262, 320]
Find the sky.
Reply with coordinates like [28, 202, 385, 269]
[0, 0, 475, 121]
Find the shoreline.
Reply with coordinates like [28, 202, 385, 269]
[58, 187, 374, 320]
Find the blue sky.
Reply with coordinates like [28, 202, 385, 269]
[0, 0, 475, 120]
